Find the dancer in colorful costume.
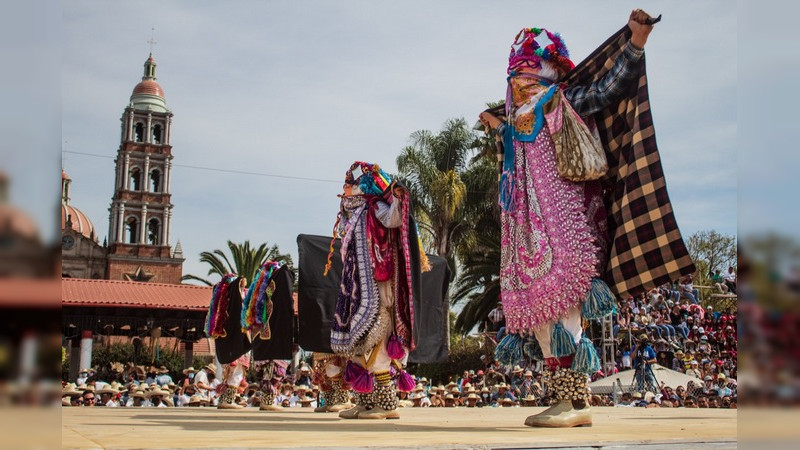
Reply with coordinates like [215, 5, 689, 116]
[205, 275, 250, 409]
[479, 9, 695, 427]
[311, 353, 353, 413]
[204, 261, 296, 410]
[243, 261, 295, 411]
[323, 161, 428, 420]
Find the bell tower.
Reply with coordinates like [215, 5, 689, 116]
[106, 53, 184, 284]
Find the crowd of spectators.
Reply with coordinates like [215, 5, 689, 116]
[63, 272, 737, 411]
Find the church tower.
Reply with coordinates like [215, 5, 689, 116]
[106, 54, 184, 284]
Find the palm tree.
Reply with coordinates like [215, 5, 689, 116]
[182, 240, 292, 286]
[452, 233, 501, 335]
[396, 118, 480, 277]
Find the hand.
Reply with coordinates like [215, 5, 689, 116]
[478, 111, 502, 132]
[628, 9, 654, 49]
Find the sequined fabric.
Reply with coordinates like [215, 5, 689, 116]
[500, 129, 598, 332]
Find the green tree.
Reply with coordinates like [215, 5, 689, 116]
[686, 230, 737, 300]
[182, 240, 292, 286]
[397, 118, 484, 277]
[452, 233, 501, 335]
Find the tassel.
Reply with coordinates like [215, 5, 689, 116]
[571, 337, 602, 375]
[351, 372, 374, 393]
[396, 370, 416, 393]
[581, 278, 616, 320]
[494, 333, 524, 366]
[386, 334, 406, 360]
[343, 360, 366, 386]
[550, 323, 576, 357]
[523, 336, 544, 360]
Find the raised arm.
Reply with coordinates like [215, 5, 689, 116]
[563, 9, 655, 116]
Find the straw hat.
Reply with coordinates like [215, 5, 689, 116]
[413, 383, 425, 392]
[130, 389, 147, 399]
[496, 383, 509, 390]
[158, 365, 170, 374]
[444, 394, 455, 400]
[96, 386, 119, 396]
[62, 384, 81, 397]
[450, 386, 460, 394]
[62, 398, 72, 406]
[524, 370, 533, 377]
[188, 395, 206, 406]
[481, 387, 490, 393]
[183, 367, 196, 375]
[512, 365, 523, 373]
[501, 397, 515, 405]
[203, 363, 217, 373]
[466, 393, 479, 400]
[632, 392, 643, 399]
[110, 362, 125, 373]
[146, 387, 168, 398]
[295, 384, 310, 392]
[419, 377, 429, 384]
[445, 381, 457, 388]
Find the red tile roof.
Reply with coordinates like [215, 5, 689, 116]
[62, 278, 211, 311]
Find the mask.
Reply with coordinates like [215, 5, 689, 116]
[188, 373, 195, 379]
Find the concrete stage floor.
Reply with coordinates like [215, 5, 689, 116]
[62, 406, 737, 449]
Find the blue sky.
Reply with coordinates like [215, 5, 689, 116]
[56, 1, 738, 283]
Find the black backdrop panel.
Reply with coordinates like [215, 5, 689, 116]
[296, 234, 449, 364]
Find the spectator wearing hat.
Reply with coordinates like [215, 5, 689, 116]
[715, 374, 733, 397]
[290, 385, 311, 407]
[679, 274, 700, 305]
[491, 383, 516, 404]
[146, 387, 169, 408]
[181, 367, 196, 389]
[632, 334, 658, 393]
[686, 360, 702, 380]
[193, 363, 216, 402]
[518, 370, 536, 399]
[77, 369, 89, 386]
[96, 386, 120, 407]
[155, 366, 173, 386]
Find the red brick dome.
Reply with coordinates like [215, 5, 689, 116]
[132, 79, 165, 98]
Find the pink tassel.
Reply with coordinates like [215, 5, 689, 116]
[351, 372, 374, 393]
[344, 360, 366, 385]
[397, 370, 416, 393]
[386, 335, 406, 360]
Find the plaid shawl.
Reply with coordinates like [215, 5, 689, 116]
[491, 26, 695, 299]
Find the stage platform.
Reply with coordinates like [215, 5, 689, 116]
[62, 406, 736, 449]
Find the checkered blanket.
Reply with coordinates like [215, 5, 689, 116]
[492, 26, 696, 299]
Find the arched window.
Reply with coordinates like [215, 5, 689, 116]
[152, 124, 162, 144]
[147, 218, 160, 245]
[134, 123, 144, 142]
[126, 217, 139, 244]
[130, 168, 141, 191]
[149, 169, 161, 192]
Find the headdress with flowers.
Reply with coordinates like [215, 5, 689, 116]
[508, 27, 574, 76]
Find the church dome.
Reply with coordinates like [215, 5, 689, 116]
[129, 54, 170, 113]
[132, 79, 165, 98]
[61, 204, 97, 242]
[61, 170, 98, 242]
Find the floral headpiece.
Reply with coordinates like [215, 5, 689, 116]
[508, 27, 574, 76]
[344, 161, 392, 196]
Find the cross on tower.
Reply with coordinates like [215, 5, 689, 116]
[147, 28, 157, 54]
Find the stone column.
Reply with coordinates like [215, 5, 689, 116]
[117, 204, 126, 243]
[143, 155, 151, 192]
[146, 113, 153, 144]
[140, 205, 148, 244]
[79, 330, 93, 377]
[161, 207, 169, 246]
[128, 110, 135, 142]
[165, 159, 172, 193]
[164, 207, 171, 246]
[123, 153, 130, 190]
[166, 116, 172, 145]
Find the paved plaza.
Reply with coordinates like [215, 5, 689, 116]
[62, 406, 737, 449]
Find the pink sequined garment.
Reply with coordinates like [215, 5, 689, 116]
[500, 129, 598, 332]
